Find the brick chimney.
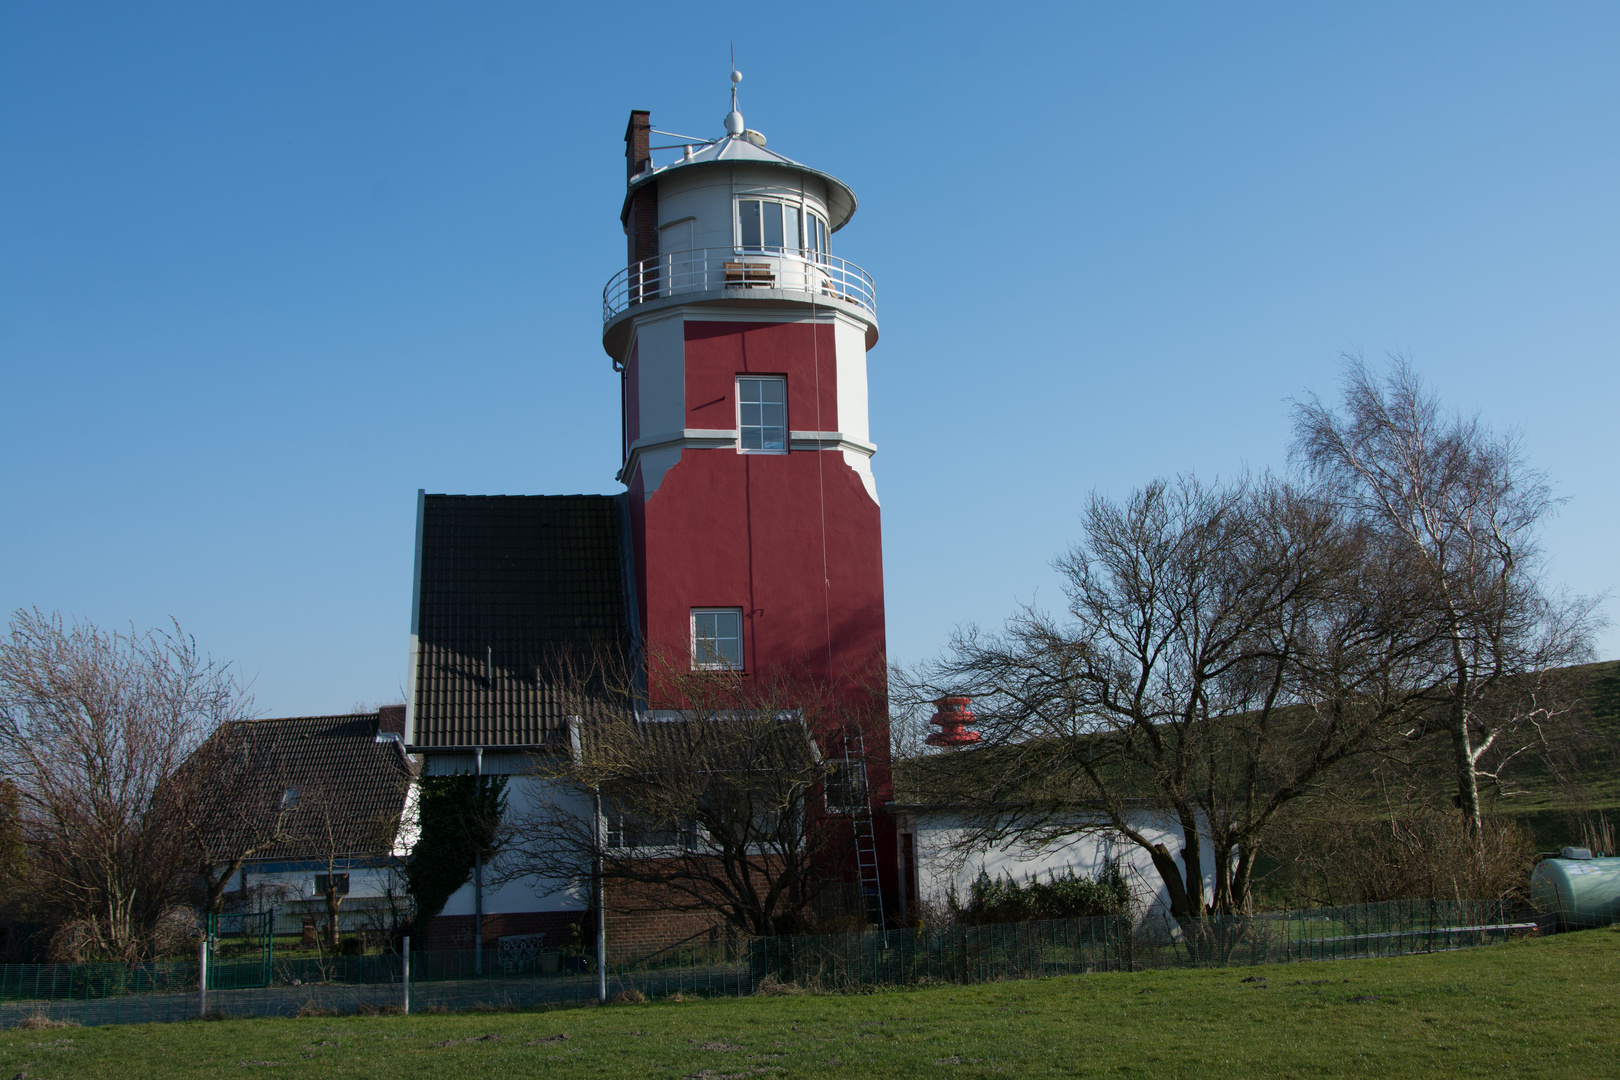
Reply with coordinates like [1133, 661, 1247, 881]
[625, 110, 651, 184]
[623, 110, 658, 268]
[377, 705, 406, 740]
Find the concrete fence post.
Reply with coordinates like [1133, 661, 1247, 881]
[402, 936, 411, 1015]
[198, 935, 209, 1018]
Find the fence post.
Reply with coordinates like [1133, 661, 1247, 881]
[401, 936, 410, 1015]
[198, 935, 208, 1018]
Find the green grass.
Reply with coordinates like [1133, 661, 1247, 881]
[2, 928, 1615, 1079]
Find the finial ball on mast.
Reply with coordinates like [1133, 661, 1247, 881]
[724, 64, 745, 135]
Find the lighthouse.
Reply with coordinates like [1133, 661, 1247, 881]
[403, 79, 897, 952]
[604, 79, 893, 911]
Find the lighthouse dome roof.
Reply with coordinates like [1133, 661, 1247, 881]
[623, 133, 858, 232]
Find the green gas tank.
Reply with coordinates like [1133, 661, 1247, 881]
[1531, 848, 1620, 930]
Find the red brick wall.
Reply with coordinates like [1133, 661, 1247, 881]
[420, 910, 583, 952]
[604, 909, 722, 955]
[423, 907, 720, 957]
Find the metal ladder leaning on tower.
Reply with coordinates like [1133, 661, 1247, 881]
[841, 726, 885, 928]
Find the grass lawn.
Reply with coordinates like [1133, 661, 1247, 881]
[2, 927, 1614, 1079]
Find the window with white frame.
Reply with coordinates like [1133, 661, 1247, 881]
[605, 804, 700, 851]
[736, 198, 829, 257]
[737, 376, 786, 452]
[691, 608, 743, 670]
[314, 873, 350, 896]
[824, 759, 868, 814]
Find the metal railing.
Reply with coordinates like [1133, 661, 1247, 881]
[602, 247, 877, 323]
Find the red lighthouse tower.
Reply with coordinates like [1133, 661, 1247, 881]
[604, 80, 892, 915]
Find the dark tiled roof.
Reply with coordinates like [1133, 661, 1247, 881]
[183, 713, 414, 862]
[411, 494, 633, 750]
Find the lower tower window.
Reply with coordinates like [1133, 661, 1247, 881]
[691, 608, 744, 670]
[737, 376, 786, 452]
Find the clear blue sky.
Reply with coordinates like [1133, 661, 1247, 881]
[3, 3, 1617, 717]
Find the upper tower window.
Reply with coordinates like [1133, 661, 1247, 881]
[737, 376, 786, 452]
[737, 199, 828, 257]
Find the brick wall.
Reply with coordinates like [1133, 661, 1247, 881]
[604, 909, 722, 955]
[420, 910, 583, 952]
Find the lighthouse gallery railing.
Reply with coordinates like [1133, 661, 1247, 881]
[603, 248, 876, 323]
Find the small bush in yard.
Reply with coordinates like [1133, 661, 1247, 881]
[755, 974, 806, 996]
[951, 864, 1130, 925]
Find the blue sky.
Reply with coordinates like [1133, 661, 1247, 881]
[3, 3, 1617, 716]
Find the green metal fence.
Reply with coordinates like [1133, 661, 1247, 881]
[0, 898, 1542, 1028]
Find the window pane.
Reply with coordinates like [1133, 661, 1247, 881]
[716, 610, 741, 667]
[740, 427, 762, 450]
[762, 400, 785, 450]
[763, 202, 784, 249]
[784, 206, 800, 252]
[740, 401, 761, 426]
[739, 380, 761, 404]
[761, 379, 784, 404]
[739, 201, 762, 248]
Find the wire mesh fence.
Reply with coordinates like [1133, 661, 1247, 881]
[0, 898, 1542, 1028]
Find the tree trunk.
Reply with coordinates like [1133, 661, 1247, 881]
[1147, 844, 1193, 919]
[325, 890, 342, 950]
[1179, 816, 1205, 915]
[1449, 687, 1483, 835]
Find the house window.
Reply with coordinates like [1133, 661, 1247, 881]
[606, 807, 699, 851]
[691, 608, 743, 670]
[315, 874, 350, 896]
[825, 759, 867, 814]
[736, 198, 827, 256]
[280, 787, 299, 809]
[737, 376, 786, 452]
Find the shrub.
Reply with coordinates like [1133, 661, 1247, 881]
[950, 863, 1130, 925]
[755, 973, 806, 996]
[1270, 801, 1536, 906]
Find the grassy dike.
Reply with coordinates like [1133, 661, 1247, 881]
[1, 927, 1613, 1079]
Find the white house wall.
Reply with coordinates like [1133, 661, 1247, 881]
[910, 811, 1218, 921]
[428, 771, 591, 919]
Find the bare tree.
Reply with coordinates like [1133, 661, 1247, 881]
[0, 609, 252, 960]
[497, 647, 878, 937]
[1292, 357, 1604, 832]
[914, 476, 1436, 919]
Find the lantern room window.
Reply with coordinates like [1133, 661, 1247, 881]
[737, 376, 786, 452]
[736, 198, 828, 257]
[691, 608, 744, 670]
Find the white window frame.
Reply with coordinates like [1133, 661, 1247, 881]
[691, 607, 744, 671]
[605, 805, 702, 852]
[734, 196, 828, 256]
[736, 376, 787, 454]
[824, 758, 868, 815]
